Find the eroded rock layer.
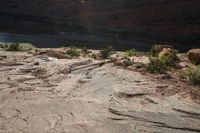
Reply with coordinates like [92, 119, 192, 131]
[0, 0, 199, 45]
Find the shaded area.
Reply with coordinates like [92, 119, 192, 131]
[0, 0, 200, 49]
[0, 32, 198, 52]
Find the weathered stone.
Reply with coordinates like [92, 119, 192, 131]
[33, 62, 39, 65]
[109, 107, 200, 133]
[34, 49, 72, 59]
[151, 44, 174, 56]
[188, 49, 200, 64]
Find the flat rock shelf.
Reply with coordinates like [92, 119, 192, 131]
[0, 51, 200, 133]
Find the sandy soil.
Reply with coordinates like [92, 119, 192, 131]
[0, 50, 200, 133]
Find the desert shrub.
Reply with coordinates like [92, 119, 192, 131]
[114, 57, 133, 67]
[151, 45, 159, 56]
[145, 57, 168, 74]
[18, 43, 35, 51]
[6, 43, 19, 51]
[66, 46, 81, 57]
[6, 43, 35, 51]
[90, 53, 98, 59]
[100, 46, 113, 59]
[159, 54, 175, 67]
[158, 48, 180, 68]
[81, 47, 90, 55]
[124, 49, 136, 57]
[136, 51, 151, 56]
[186, 66, 200, 85]
[178, 71, 187, 80]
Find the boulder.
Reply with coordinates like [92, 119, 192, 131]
[188, 49, 200, 64]
[158, 48, 179, 66]
[151, 44, 174, 56]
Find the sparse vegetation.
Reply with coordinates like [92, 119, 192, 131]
[114, 57, 133, 67]
[159, 53, 176, 67]
[186, 66, 200, 85]
[151, 45, 159, 56]
[81, 47, 90, 55]
[178, 70, 187, 80]
[66, 46, 81, 57]
[18, 43, 36, 51]
[6, 43, 19, 51]
[124, 49, 136, 57]
[100, 46, 113, 59]
[146, 46, 179, 74]
[6, 43, 35, 51]
[145, 57, 168, 74]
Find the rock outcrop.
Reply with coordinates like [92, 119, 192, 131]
[151, 44, 174, 56]
[188, 49, 200, 64]
[0, 0, 199, 45]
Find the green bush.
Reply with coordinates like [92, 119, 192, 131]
[178, 71, 187, 80]
[124, 49, 136, 57]
[81, 47, 90, 55]
[114, 57, 133, 67]
[6, 43, 19, 51]
[150, 45, 159, 56]
[145, 57, 168, 74]
[186, 66, 200, 85]
[159, 54, 175, 67]
[66, 46, 81, 57]
[18, 43, 35, 51]
[159, 50, 179, 67]
[100, 46, 113, 59]
[6, 43, 35, 51]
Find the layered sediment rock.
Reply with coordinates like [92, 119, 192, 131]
[0, 0, 199, 46]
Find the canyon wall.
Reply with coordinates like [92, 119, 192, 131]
[0, 0, 199, 45]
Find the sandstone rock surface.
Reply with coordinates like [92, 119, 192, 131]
[0, 50, 199, 133]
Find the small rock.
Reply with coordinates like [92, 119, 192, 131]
[33, 62, 39, 65]
[0, 55, 7, 60]
[146, 96, 159, 104]
[7, 77, 10, 80]
[78, 79, 91, 84]
[116, 91, 146, 98]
